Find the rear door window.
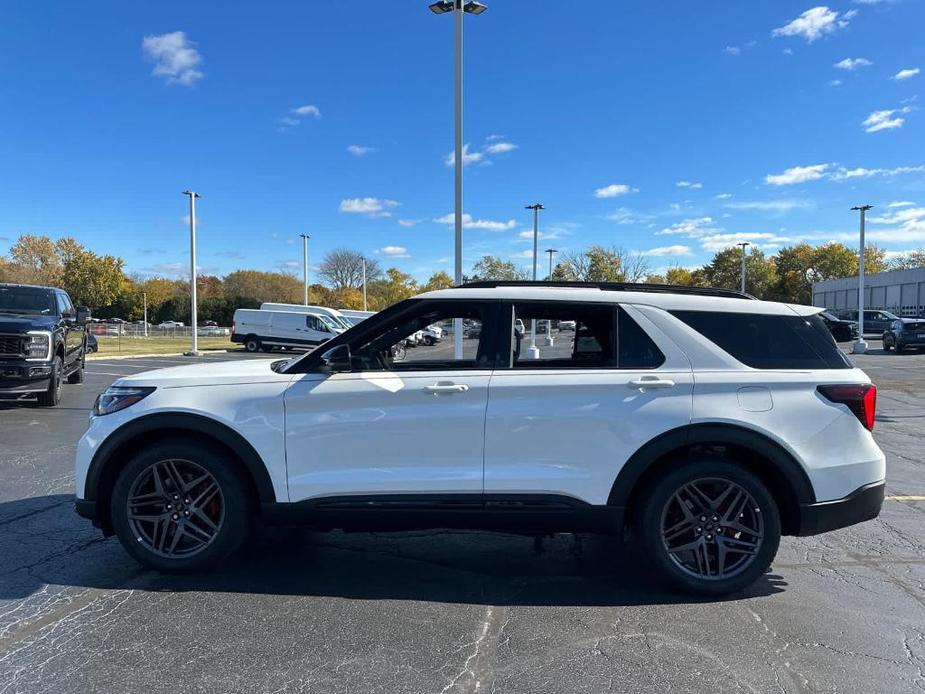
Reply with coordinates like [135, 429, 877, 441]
[671, 310, 851, 369]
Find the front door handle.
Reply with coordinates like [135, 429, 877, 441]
[424, 382, 469, 394]
[628, 377, 675, 391]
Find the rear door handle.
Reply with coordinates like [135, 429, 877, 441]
[628, 377, 675, 390]
[424, 382, 469, 394]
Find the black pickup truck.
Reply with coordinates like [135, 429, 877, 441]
[0, 283, 90, 406]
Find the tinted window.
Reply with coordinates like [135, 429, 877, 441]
[671, 310, 851, 369]
[618, 308, 665, 368]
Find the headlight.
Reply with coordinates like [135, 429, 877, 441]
[24, 331, 52, 360]
[93, 386, 156, 416]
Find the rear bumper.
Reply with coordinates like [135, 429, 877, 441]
[797, 481, 884, 536]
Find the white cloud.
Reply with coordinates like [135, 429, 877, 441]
[699, 232, 794, 252]
[397, 219, 419, 227]
[893, 68, 920, 81]
[888, 201, 915, 208]
[772, 7, 856, 43]
[636, 245, 692, 257]
[511, 250, 535, 259]
[485, 141, 517, 154]
[829, 79, 843, 87]
[765, 163, 830, 185]
[517, 230, 560, 241]
[724, 46, 741, 56]
[141, 31, 203, 86]
[379, 245, 410, 258]
[657, 217, 719, 237]
[715, 193, 733, 200]
[339, 197, 399, 217]
[675, 180, 703, 189]
[434, 213, 517, 232]
[725, 199, 812, 213]
[347, 145, 375, 156]
[869, 207, 925, 225]
[445, 143, 484, 167]
[863, 107, 911, 132]
[831, 165, 925, 179]
[594, 183, 637, 199]
[293, 105, 321, 118]
[834, 57, 872, 70]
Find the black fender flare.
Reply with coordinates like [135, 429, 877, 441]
[607, 423, 817, 509]
[84, 412, 277, 504]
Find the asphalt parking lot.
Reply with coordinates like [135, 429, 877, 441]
[1, 345, 924, 693]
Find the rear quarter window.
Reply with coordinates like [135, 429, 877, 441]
[671, 310, 851, 370]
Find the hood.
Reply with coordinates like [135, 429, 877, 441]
[115, 358, 292, 389]
[0, 314, 57, 334]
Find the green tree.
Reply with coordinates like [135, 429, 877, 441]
[470, 256, 527, 281]
[56, 238, 126, 308]
[700, 247, 776, 297]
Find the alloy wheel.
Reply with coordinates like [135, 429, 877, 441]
[126, 459, 225, 558]
[660, 477, 764, 581]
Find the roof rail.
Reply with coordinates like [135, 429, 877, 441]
[457, 280, 756, 300]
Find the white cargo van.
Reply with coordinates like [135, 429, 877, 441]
[232, 308, 345, 352]
[259, 303, 353, 330]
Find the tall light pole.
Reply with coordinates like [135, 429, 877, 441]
[299, 233, 310, 305]
[362, 258, 368, 311]
[429, 0, 487, 360]
[525, 203, 545, 359]
[142, 292, 148, 337]
[545, 248, 557, 280]
[851, 205, 873, 354]
[182, 191, 200, 356]
[737, 242, 750, 294]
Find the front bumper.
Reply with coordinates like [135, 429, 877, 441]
[797, 481, 885, 536]
[0, 362, 53, 395]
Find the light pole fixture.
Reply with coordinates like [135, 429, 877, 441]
[737, 242, 750, 294]
[429, 0, 487, 361]
[181, 190, 201, 356]
[545, 248, 557, 279]
[525, 203, 545, 358]
[299, 233, 310, 305]
[851, 204, 873, 354]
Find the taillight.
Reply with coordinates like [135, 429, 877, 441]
[818, 384, 877, 431]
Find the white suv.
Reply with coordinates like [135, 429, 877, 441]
[75, 282, 885, 595]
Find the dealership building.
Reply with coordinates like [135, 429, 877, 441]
[812, 267, 925, 318]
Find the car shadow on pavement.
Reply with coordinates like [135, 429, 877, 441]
[1, 495, 786, 606]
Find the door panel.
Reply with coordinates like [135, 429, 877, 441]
[284, 370, 490, 502]
[484, 368, 693, 505]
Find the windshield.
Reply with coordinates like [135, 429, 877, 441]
[332, 314, 352, 329]
[0, 287, 55, 315]
[317, 314, 342, 331]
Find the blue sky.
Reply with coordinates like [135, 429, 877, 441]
[1, 1, 923, 282]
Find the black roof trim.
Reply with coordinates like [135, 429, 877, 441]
[457, 280, 756, 300]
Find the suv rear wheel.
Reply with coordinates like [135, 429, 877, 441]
[110, 440, 251, 572]
[637, 460, 780, 595]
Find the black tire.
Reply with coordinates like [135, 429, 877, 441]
[424, 336, 436, 346]
[36, 356, 62, 407]
[636, 459, 781, 596]
[110, 439, 251, 573]
[67, 355, 85, 384]
[883, 339, 892, 352]
[244, 336, 261, 353]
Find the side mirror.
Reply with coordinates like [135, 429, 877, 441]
[320, 344, 351, 373]
[76, 306, 91, 325]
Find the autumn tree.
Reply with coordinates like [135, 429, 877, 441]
[699, 247, 777, 297]
[8, 235, 62, 285]
[470, 256, 527, 281]
[223, 270, 302, 304]
[367, 268, 418, 309]
[422, 271, 455, 292]
[888, 249, 925, 271]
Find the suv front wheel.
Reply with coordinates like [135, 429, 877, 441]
[110, 440, 251, 572]
[637, 460, 781, 595]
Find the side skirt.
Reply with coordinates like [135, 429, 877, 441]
[260, 494, 625, 534]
